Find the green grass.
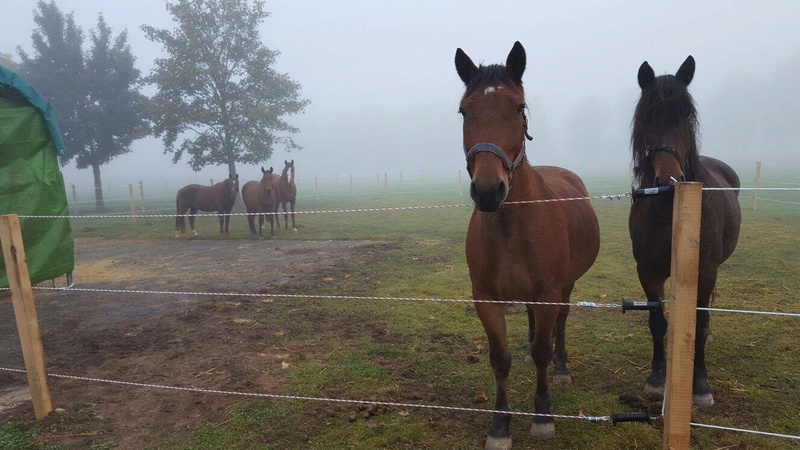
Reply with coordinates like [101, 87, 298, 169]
[22, 169, 800, 448]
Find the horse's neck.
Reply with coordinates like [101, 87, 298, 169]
[505, 162, 546, 201]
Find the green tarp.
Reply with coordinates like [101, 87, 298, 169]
[0, 64, 73, 288]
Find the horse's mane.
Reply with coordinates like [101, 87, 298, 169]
[461, 64, 523, 101]
[631, 75, 701, 183]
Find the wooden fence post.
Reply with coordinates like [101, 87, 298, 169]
[349, 175, 353, 193]
[71, 184, 78, 215]
[384, 172, 388, 198]
[753, 160, 762, 210]
[139, 180, 145, 212]
[128, 184, 137, 222]
[376, 172, 380, 191]
[662, 182, 702, 450]
[400, 171, 404, 187]
[0, 214, 53, 420]
[315, 176, 319, 201]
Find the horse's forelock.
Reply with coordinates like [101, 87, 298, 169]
[461, 64, 523, 101]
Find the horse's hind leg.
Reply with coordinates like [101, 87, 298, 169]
[247, 213, 257, 236]
[290, 200, 297, 231]
[257, 214, 264, 238]
[530, 300, 559, 440]
[552, 284, 574, 385]
[189, 208, 198, 236]
[475, 302, 513, 450]
[525, 307, 535, 364]
[692, 270, 718, 408]
[218, 212, 225, 235]
[268, 214, 275, 236]
[224, 211, 231, 235]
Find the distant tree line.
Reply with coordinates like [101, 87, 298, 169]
[6, 0, 307, 211]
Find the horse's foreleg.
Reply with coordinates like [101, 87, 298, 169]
[224, 211, 231, 235]
[247, 214, 257, 236]
[257, 214, 264, 238]
[476, 302, 513, 450]
[693, 270, 718, 408]
[638, 268, 668, 394]
[282, 202, 289, 230]
[530, 301, 559, 440]
[269, 213, 275, 236]
[218, 212, 225, 235]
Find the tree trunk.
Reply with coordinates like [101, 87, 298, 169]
[92, 163, 105, 211]
[227, 160, 237, 177]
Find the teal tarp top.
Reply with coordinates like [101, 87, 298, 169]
[0, 64, 73, 288]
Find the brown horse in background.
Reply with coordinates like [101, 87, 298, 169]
[629, 56, 741, 407]
[271, 159, 297, 231]
[242, 166, 277, 238]
[175, 174, 239, 238]
[455, 42, 600, 448]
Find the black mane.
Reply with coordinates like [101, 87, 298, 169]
[631, 74, 701, 183]
[461, 64, 523, 100]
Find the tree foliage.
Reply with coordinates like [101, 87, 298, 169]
[142, 0, 309, 175]
[17, 1, 148, 210]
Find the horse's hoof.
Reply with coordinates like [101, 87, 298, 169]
[552, 373, 572, 385]
[484, 436, 512, 450]
[706, 334, 714, 345]
[524, 354, 533, 364]
[530, 421, 555, 440]
[644, 383, 665, 395]
[175, 233, 180, 239]
[692, 393, 714, 408]
[192, 230, 198, 236]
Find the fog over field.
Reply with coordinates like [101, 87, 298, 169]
[3, 1, 799, 191]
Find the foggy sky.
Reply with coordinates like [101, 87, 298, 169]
[3, 1, 800, 190]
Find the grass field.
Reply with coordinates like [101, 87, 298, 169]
[3, 166, 800, 449]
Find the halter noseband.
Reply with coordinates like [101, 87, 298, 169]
[645, 144, 686, 171]
[465, 143, 526, 177]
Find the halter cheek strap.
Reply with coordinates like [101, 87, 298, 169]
[465, 143, 526, 176]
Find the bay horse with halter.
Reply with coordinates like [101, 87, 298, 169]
[175, 174, 239, 238]
[630, 56, 741, 407]
[242, 166, 277, 237]
[455, 42, 600, 448]
[271, 160, 297, 231]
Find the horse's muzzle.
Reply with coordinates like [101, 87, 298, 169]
[470, 180, 507, 212]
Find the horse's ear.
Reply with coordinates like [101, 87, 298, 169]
[235, 174, 238, 179]
[269, 166, 274, 173]
[455, 48, 478, 85]
[261, 167, 266, 174]
[675, 55, 695, 86]
[638, 61, 655, 89]
[505, 41, 526, 84]
[290, 159, 294, 165]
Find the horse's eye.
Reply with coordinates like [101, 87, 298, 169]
[458, 108, 466, 117]
[516, 103, 526, 114]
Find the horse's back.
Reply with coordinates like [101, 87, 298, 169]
[533, 166, 590, 197]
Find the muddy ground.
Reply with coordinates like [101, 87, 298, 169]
[0, 236, 397, 448]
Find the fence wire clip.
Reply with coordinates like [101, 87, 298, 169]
[621, 299, 663, 314]
[611, 412, 651, 425]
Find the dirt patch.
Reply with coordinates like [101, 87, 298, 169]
[0, 236, 395, 448]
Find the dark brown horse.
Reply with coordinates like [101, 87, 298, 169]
[455, 42, 600, 448]
[242, 167, 277, 238]
[271, 160, 297, 231]
[175, 174, 239, 238]
[630, 56, 741, 407]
